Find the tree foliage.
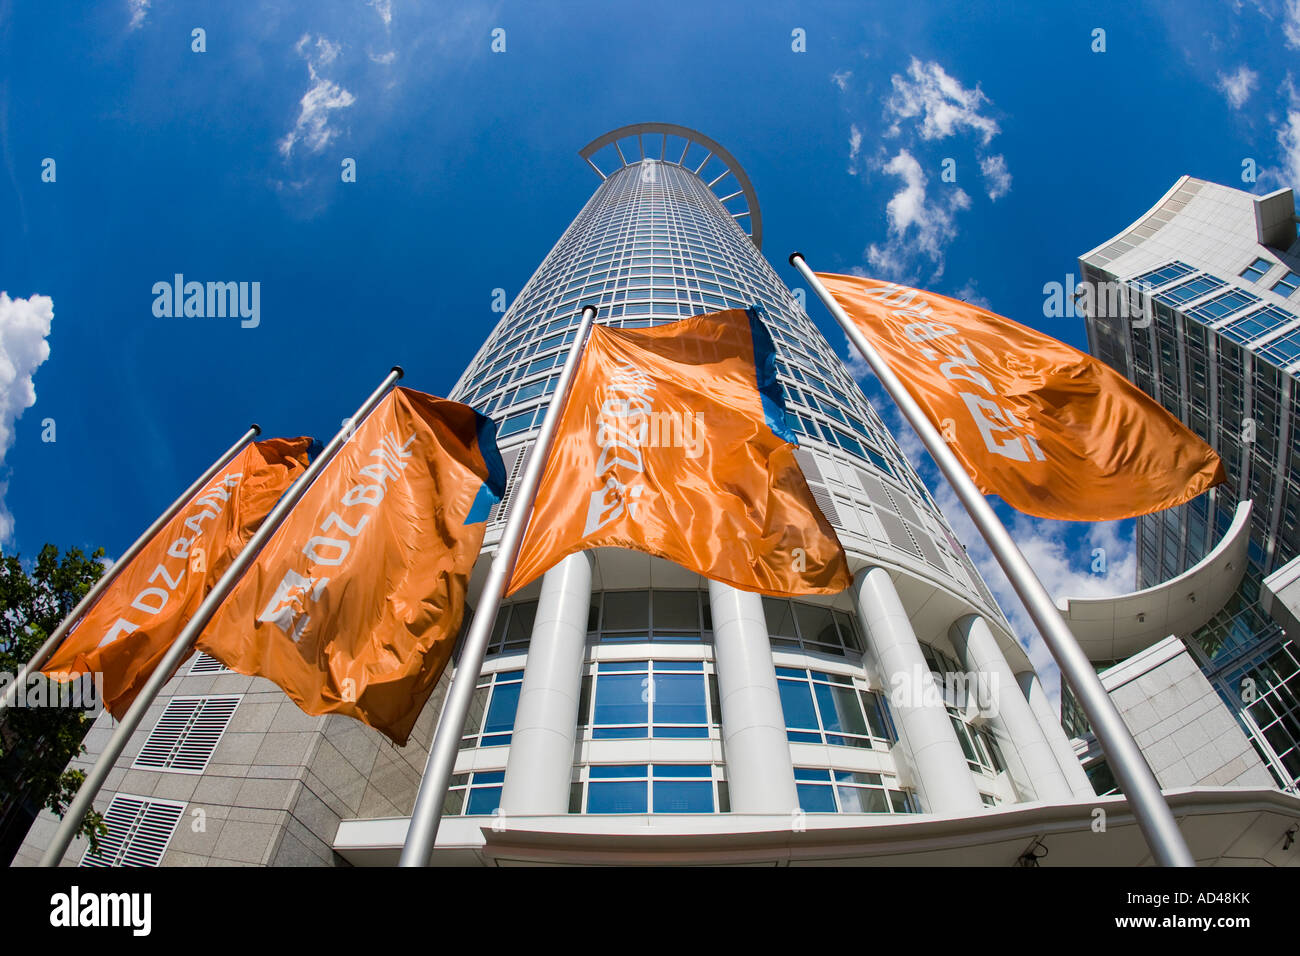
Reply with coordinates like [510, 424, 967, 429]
[0, 544, 109, 858]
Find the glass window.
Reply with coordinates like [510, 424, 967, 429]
[460, 670, 523, 748]
[1241, 257, 1274, 282]
[794, 767, 915, 813]
[584, 660, 717, 739]
[591, 589, 709, 641]
[762, 598, 860, 654]
[775, 668, 895, 749]
[1155, 274, 1227, 306]
[487, 600, 536, 654]
[443, 770, 505, 816]
[1273, 270, 1300, 298]
[1133, 261, 1194, 289]
[580, 764, 723, 814]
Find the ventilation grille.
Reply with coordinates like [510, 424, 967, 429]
[489, 444, 531, 524]
[793, 448, 839, 525]
[132, 695, 240, 774]
[80, 794, 185, 867]
[189, 652, 231, 675]
[876, 510, 921, 557]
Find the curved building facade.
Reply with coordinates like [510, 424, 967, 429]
[428, 123, 1092, 841]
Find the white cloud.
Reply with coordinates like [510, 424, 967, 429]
[848, 124, 863, 172]
[127, 0, 149, 30]
[885, 57, 1000, 145]
[954, 280, 991, 309]
[369, 0, 394, 29]
[0, 292, 54, 543]
[831, 70, 852, 92]
[979, 153, 1011, 200]
[1273, 75, 1300, 190]
[1216, 65, 1258, 109]
[866, 149, 971, 282]
[279, 34, 356, 159]
[1286, 0, 1300, 48]
[369, 50, 397, 65]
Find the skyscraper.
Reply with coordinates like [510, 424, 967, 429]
[1076, 176, 1300, 793]
[17, 131, 1295, 868]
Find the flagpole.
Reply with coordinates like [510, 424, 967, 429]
[400, 305, 597, 867]
[0, 424, 262, 717]
[38, 368, 404, 867]
[791, 254, 1195, 868]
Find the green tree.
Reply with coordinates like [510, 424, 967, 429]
[0, 544, 108, 861]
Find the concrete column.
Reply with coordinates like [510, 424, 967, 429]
[1016, 669, 1096, 799]
[948, 614, 1073, 803]
[500, 551, 593, 814]
[853, 567, 983, 815]
[708, 580, 799, 813]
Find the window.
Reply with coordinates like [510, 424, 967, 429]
[1273, 270, 1300, 297]
[444, 770, 505, 816]
[1241, 257, 1274, 282]
[577, 764, 726, 814]
[1186, 288, 1259, 322]
[794, 767, 916, 813]
[763, 598, 861, 655]
[580, 660, 719, 739]
[1220, 304, 1297, 346]
[80, 794, 185, 867]
[948, 707, 1005, 775]
[460, 670, 523, 748]
[776, 668, 895, 749]
[589, 589, 711, 642]
[487, 600, 536, 654]
[132, 695, 240, 773]
[1133, 261, 1194, 289]
[1155, 274, 1227, 306]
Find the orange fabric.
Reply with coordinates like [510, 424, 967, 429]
[197, 388, 501, 745]
[42, 437, 312, 717]
[816, 273, 1226, 521]
[509, 309, 850, 596]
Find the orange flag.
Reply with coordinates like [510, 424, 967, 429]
[42, 437, 313, 717]
[197, 388, 505, 745]
[509, 308, 850, 596]
[816, 273, 1225, 521]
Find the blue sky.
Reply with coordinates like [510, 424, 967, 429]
[2, 0, 1298, 690]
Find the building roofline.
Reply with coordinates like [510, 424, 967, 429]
[579, 122, 763, 249]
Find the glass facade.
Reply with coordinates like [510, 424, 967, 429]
[439, 126, 1015, 817]
[1081, 180, 1300, 790]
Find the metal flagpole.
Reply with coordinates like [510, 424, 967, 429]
[400, 305, 597, 867]
[0, 424, 262, 716]
[39, 368, 404, 867]
[791, 253, 1195, 868]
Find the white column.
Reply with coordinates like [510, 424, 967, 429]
[1016, 669, 1096, 799]
[948, 614, 1073, 803]
[853, 567, 983, 815]
[500, 551, 593, 814]
[708, 580, 799, 813]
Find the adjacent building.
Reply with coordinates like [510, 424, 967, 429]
[1072, 176, 1300, 796]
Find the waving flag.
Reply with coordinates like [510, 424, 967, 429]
[197, 388, 505, 744]
[41, 437, 313, 717]
[815, 273, 1225, 521]
[509, 307, 849, 596]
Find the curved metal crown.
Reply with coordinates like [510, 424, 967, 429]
[579, 122, 762, 250]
